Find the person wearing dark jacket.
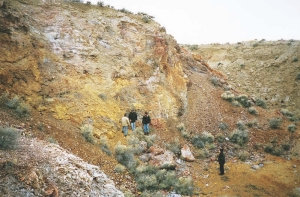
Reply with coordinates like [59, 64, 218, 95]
[218, 148, 225, 175]
[142, 112, 151, 135]
[128, 109, 138, 131]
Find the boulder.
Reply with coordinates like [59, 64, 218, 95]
[181, 144, 195, 162]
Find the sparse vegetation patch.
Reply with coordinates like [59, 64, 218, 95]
[0, 127, 20, 150]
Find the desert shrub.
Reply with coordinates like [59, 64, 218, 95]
[201, 131, 214, 144]
[235, 94, 251, 107]
[238, 151, 249, 161]
[97, 1, 104, 6]
[191, 135, 204, 149]
[264, 143, 274, 154]
[166, 138, 181, 156]
[255, 98, 267, 109]
[269, 117, 282, 129]
[219, 122, 228, 131]
[289, 187, 300, 197]
[115, 143, 138, 170]
[0, 127, 20, 150]
[127, 136, 144, 155]
[280, 109, 294, 117]
[215, 133, 225, 143]
[175, 176, 194, 196]
[176, 123, 190, 138]
[282, 144, 291, 151]
[140, 190, 164, 197]
[248, 107, 258, 115]
[272, 147, 284, 156]
[0, 92, 9, 103]
[114, 164, 126, 173]
[221, 91, 235, 102]
[132, 128, 155, 148]
[5, 96, 20, 109]
[210, 76, 219, 86]
[158, 171, 177, 190]
[236, 121, 246, 130]
[119, 8, 133, 14]
[47, 137, 57, 144]
[194, 149, 208, 159]
[292, 57, 298, 62]
[252, 43, 259, 47]
[177, 123, 185, 132]
[189, 45, 198, 50]
[142, 16, 150, 23]
[232, 100, 241, 107]
[296, 73, 300, 80]
[288, 124, 297, 133]
[208, 143, 216, 150]
[81, 124, 94, 144]
[15, 102, 30, 118]
[136, 174, 158, 191]
[246, 119, 258, 128]
[230, 129, 249, 146]
[100, 136, 111, 156]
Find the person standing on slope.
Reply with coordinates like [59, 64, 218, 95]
[142, 112, 151, 135]
[218, 148, 226, 175]
[121, 113, 130, 137]
[128, 109, 137, 131]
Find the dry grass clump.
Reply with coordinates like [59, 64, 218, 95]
[269, 117, 282, 129]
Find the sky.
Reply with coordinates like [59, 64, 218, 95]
[83, 0, 300, 45]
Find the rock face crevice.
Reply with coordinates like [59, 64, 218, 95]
[192, 41, 300, 115]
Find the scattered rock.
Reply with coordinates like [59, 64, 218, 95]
[181, 144, 195, 162]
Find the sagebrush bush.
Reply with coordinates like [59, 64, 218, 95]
[15, 102, 31, 118]
[282, 144, 290, 151]
[221, 91, 235, 102]
[255, 98, 267, 109]
[232, 100, 241, 107]
[219, 122, 228, 130]
[100, 136, 111, 156]
[235, 94, 251, 107]
[166, 138, 181, 156]
[246, 119, 258, 128]
[175, 176, 194, 196]
[264, 143, 274, 154]
[115, 143, 138, 170]
[269, 117, 282, 129]
[236, 121, 246, 130]
[132, 128, 155, 148]
[114, 164, 126, 173]
[191, 135, 204, 149]
[210, 76, 219, 86]
[280, 109, 294, 117]
[5, 96, 20, 109]
[194, 149, 208, 159]
[142, 16, 150, 23]
[215, 133, 225, 143]
[248, 107, 258, 115]
[81, 124, 94, 144]
[98, 93, 107, 100]
[201, 131, 214, 144]
[288, 124, 297, 133]
[127, 136, 144, 155]
[238, 151, 249, 161]
[230, 129, 249, 145]
[0, 127, 20, 150]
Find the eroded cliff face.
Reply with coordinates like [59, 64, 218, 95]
[188, 40, 300, 115]
[0, 0, 206, 138]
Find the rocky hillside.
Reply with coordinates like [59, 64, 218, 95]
[0, 0, 300, 197]
[185, 40, 300, 115]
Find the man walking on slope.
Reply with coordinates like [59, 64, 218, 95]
[121, 113, 130, 137]
[218, 148, 226, 175]
[128, 109, 137, 131]
[142, 112, 151, 135]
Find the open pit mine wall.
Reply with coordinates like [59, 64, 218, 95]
[0, 0, 208, 137]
